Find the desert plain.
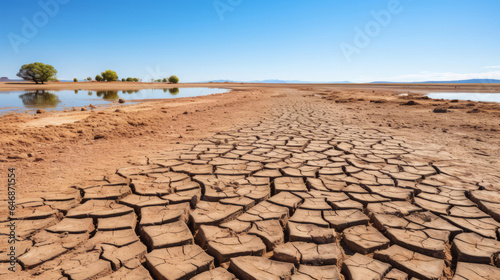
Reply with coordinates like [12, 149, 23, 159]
[1, 82, 500, 279]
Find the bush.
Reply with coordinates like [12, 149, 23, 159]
[87, 77, 92, 81]
[17, 62, 57, 84]
[95, 75, 103, 82]
[155, 79, 162, 83]
[122, 78, 125, 82]
[101, 70, 118, 82]
[162, 78, 167, 82]
[125, 77, 141, 82]
[168, 75, 179, 84]
[74, 78, 78, 82]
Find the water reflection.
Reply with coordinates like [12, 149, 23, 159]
[95, 91, 119, 100]
[19, 90, 60, 108]
[122, 90, 140, 94]
[3, 88, 229, 114]
[169, 88, 180, 95]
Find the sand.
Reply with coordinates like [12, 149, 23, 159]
[1, 81, 499, 197]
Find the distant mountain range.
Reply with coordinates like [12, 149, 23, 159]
[370, 79, 500, 84]
[0, 77, 23, 82]
[0, 77, 73, 82]
[2, 76, 500, 84]
[205, 79, 352, 84]
[206, 79, 500, 84]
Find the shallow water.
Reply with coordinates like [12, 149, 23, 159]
[427, 92, 500, 103]
[0, 88, 229, 114]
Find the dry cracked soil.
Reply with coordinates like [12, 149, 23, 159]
[1, 84, 500, 280]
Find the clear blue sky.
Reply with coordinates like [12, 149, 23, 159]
[1, 0, 499, 82]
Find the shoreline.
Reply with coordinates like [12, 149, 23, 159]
[1, 82, 500, 116]
[0, 86, 233, 116]
[2, 81, 500, 92]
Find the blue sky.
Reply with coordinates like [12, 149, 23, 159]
[1, 0, 499, 82]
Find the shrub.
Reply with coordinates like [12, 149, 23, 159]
[87, 77, 92, 81]
[95, 75, 103, 82]
[17, 62, 57, 84]
[74, 78, 78, 82]
[101, 70, 118, 82]
[168, 75, 179, 84]
[162, 78, 167, 82]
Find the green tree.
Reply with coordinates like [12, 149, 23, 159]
[101, 70, 118, 82]
[87, 77, 92, 81]
[16, 62, 57, 84]
[74, 78, 78, 82]
[168, 75, 179, 84]
[162, 78, 167, 82]
[126, 77, 133, 82]
[121, 78, 125, 82]
[95, 75, 103, 82]
[133, 78, 139, 82]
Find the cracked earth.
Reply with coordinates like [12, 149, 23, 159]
[2, 93, 500, 280]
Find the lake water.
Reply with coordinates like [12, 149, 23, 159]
[0, 88, 229, 114]
[427, 92, 500, 103]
